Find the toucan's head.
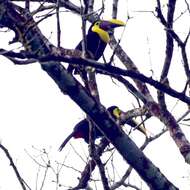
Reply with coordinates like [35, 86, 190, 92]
[90, 19, 125, 43]
[107, 106, 122, 120]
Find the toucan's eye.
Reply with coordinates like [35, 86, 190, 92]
[95, 21, 100, 26]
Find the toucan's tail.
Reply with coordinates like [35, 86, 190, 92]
[58, 132, 75, 151]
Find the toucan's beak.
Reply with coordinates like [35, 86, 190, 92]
[100, 19, 125, 31]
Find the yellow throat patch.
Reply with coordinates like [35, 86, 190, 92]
[113, 107, 121, 119]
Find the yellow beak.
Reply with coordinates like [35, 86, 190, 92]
[99, 19, 125, 31]
[108, 19, 126, 28]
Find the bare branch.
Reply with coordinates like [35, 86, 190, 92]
[123, 183, 141, 190]
[112, 0, 119, 19]
[56, 0, 61, 47]
[184, 0, 190, 14]
[1, 48, 190, 105]
[87, 0, 94, 13]
[155, 0, 167, 25]
[0, 144, 27, 190]
[25, 0, 30, 10]
[12, 0, 81, 14]
[73, 138, 110, 189]
[0, 1, 185, 189]
[93, 153, 110, 190]
[158, 0, 176, 107]
[109, 36, 154, 102]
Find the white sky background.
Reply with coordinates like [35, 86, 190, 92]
[0, 0, 190, 189]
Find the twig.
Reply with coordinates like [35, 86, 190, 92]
[184, 0, 190, 14]
[58, 162, 82, 173]
[73, 138, 110, 189]
[123, 183, 141, 190]
[24, 149, 47, 168]
[112, 0, 118, 19]
[177, 109, 190, 123]
[88, 0, 94, 13]
[69, 143, 87, 164]
[0, 144, 27, 190]
[39, 162, 49, 190]
[32, 5, 56, 15]
[158, 0, 176, 107]
[92, 152, 110, 190]
[110, 166, 132, 190]
[25, 0, 30, 10]
[56, 0, 61, 47]
[111, 106, 190, 190]
[1, 48, 190, 105]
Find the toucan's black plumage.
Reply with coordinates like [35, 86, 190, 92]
[59, 106, 147, 151]
[75, 25, 106, 60]
[67, 19, 125, 73]
[59, 106, 121, 151]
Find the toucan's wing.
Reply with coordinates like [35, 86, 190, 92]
[58, 132, 75, 151]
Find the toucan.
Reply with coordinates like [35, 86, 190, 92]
[59, 106, 147, 151]
[67, 19, 125, 73]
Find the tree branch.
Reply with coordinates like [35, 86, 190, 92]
[0, 144, 27, 190]
[0, 1, 182, 188]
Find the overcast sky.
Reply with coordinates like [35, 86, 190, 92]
[0, 1, 190, 190]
